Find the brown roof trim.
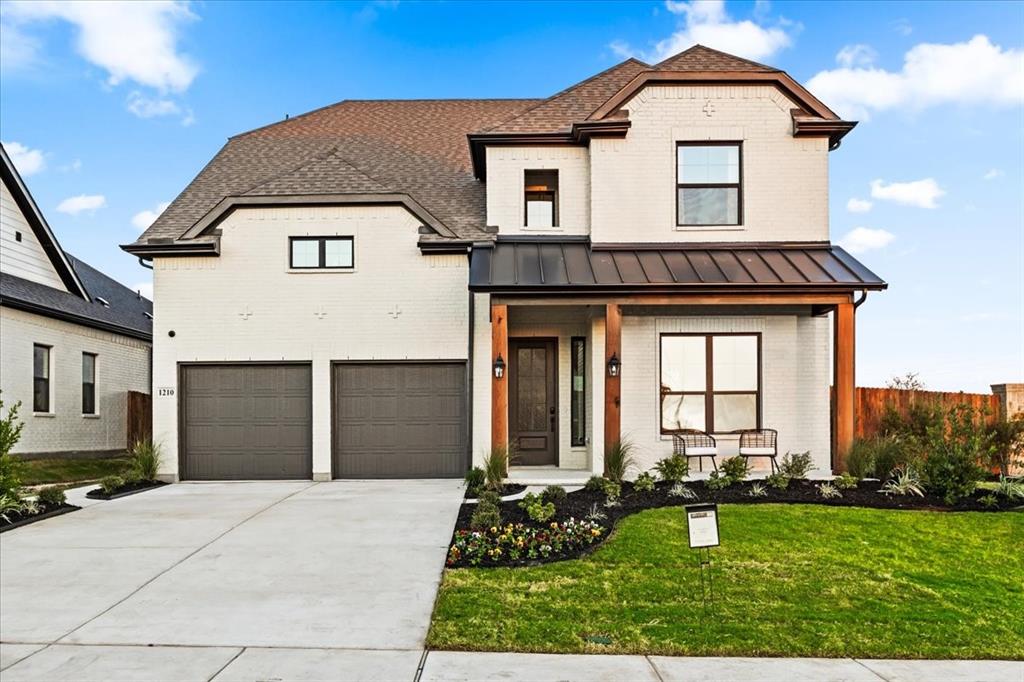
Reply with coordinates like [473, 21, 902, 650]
[417, 239, 473, 254]
[791, 110, 857, 150]
[467, 132, 578, 180]
[0, 144, 89, 299]
[177, 193, 456, 240]
[120, 238, 221, 258]
[588, 70, 842, 122]
[570, 119, 631, 141]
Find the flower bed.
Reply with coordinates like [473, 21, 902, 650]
[447, 477, 1021, 568]
[86, 479, 167, 500]
[0, 501, 80, 532]
[447, 519, 605, 567]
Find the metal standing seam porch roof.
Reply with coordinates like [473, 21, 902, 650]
[469, 239, 887, 294]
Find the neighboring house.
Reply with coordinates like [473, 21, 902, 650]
[0, 143, 153, 458]
[124, 45, 885, 483]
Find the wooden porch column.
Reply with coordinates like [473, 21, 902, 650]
[833, 301, 855, 472]
[604, 303, 622, 464]
[491, 303, 508, 453]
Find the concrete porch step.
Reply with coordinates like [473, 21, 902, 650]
[506, 468, 594, 486]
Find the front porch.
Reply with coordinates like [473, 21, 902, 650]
[470, 241, 886, 478]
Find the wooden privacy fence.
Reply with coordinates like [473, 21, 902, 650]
[126, 390, 152, 446]
[849, 387, 1000, 439]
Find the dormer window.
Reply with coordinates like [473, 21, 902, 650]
[524, 170, 559, 228]
[677, 143, 741, 226]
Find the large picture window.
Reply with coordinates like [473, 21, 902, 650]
[33, 344, 51, 413]
[82, 352, 97, 415]
[289, 236, 354, 269]
[676, 142, 741, 226]
[660, 333, 759, 433]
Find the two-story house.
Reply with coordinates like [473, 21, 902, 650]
[124, 46, 885, 483]
[1, 143, 153, 458]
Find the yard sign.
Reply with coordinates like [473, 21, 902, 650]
[685, 503, 719, 548]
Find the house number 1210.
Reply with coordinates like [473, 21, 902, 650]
[157, 387, 175, 397]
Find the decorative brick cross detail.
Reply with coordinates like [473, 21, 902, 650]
[239, 306, 253, 321]
[314, 306, 327, 320]
[703, 100, 715, 117]
[387, 304, 402, 319]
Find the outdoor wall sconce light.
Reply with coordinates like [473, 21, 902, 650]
[493, 354, 506, 379]
[607, 352, 621, 377]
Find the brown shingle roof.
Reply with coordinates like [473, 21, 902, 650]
[132, 99, 540, 244]
[652, 44, 780, 73]
[482, 58, 650, 134]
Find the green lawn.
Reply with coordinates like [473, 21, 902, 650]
[429, 504, 1024, 659]
[20, 456, 130, 486]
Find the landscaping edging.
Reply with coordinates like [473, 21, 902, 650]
[86, 480, 168, 500]
[0, 504, 80, 532]
[447, 478, 1022, 568]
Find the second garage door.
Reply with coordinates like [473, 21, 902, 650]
[332, 362, 467, 478]
[180, 364, 312, 480]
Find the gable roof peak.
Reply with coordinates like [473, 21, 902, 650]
[653, 43, 780, 73]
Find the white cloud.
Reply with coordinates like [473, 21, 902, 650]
[2, 140, 45, 175]
[807, 35, 1024, 120]
[59, 159, 82, 173]
[3, 1, 199, 92]
[0, 21, 41, 71]
[56, 193, 106, 215]
[131, 201, 170, 230]
[838, 227, 895, 254]
[892, 19, 913, 37]
[836, 44, 877, 68]
[870, 178, 945, 209]
[133, 281, 153, 300]
[612, 0, 794, 63]
[126, 92, 180, 118]
[983, 168, 1004, 180]
[846, 198, 873, 213]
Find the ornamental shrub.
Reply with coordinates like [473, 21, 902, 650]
[833, 472, 859, 490]
[470, 501, 501, 531]
[464, 467, 485, 496]
[36, 486, 66, 507]
[518, 492, 556, 523]
[584, 475, 608, 493]
[541, 485, 566, 504]
[100, 476, 125, 496]
[719, 456, 750, 483]
[482, 445, 511, 491]
[604, 439, 637, 483]
[128, 440, 162, 482]
[765, 472, 790, 489]
[921, 403, 989, 505]
[0, 396, 26, 503]
[705, 471, 730, 490]
[653, 454, 689, 483]
[633, 471, 655, 492]
[477, 490, 501, 507]
[600, 479, 621, 501]
[779, 451, 814, 479]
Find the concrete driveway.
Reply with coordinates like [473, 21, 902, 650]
[0, 480, 464, 681]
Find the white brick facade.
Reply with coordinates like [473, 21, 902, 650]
[1, 307, 151, 455]
[485, 146, 591, 235]
[152, 204, 469, 479]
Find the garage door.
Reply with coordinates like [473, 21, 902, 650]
[180, 364, 312, 480]
[332, 362, 467, 478]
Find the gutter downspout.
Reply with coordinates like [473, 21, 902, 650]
[466, 285, 474, 471]
[853, 289, 867, 309]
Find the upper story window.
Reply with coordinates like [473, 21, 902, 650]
[82, 352, 97, 415]
[289, 236, 354, 269]
[33, 344, 51, 413]
[677, 143, 741, 226]
[524, 170, 559, 228]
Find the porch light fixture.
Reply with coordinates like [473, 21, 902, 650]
[493, 354, 506, 379]
[607, 352, 621, 378]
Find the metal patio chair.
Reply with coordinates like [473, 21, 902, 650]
[672, 429, 719, 473]
[738, 428, 779, 474]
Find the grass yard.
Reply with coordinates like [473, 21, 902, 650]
[429, 504, 1024, 659]
[20, 456, 130, 486]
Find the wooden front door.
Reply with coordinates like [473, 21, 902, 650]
[509, 339, 558, 466]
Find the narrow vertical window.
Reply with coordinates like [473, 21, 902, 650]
[33, 344, 50, 413]
[570, 337, 586, 446]
[524, 169, 559, 227]
[82, 353, 97, 415]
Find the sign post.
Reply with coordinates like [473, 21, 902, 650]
[685, 503, 719, 611]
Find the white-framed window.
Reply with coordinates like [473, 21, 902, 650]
[289, 236, 354, 269]
[660, 333, 760, 433]
[33, 343, 51, 413]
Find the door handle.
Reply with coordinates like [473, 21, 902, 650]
[550, 406, 556, 431]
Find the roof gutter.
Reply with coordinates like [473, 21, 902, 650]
[0, 297, 152, 342]
[120, 238, 221, 258]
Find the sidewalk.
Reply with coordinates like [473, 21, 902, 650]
[2, 645, 1020, 681]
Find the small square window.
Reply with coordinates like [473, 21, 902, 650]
[289, 237, 354, 269]
[525, 170, 559, 228]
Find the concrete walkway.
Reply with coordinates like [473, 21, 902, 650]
[2, 481, 1020, 681]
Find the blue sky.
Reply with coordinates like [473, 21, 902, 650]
[1, 1, 1021, 392]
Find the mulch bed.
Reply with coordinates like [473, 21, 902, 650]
[86, 480, 168, 500]
[0, 503, 80, 533]
[448, 479, 1021, 568]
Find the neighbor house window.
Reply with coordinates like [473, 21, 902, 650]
[82, 352, 97, 415]
[570, 337, 586, 446]
[676, 143, 741, 226]
[524, 169, 559, 227]
[33, 344, 50, 413]
[660, 334, 760, 433]
[289, 236, 354, 269]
